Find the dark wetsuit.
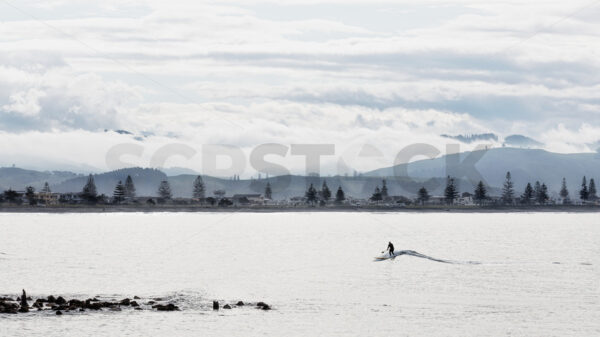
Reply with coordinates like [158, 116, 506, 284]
[387, 242, 395, 256]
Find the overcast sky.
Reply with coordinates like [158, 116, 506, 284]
[1, 0, 599, 175]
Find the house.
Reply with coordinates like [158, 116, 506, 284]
[231, 194, 264, 205]
[425, 196, 446, 205]
[36, 192, 60, 205]
[59, 192, 83, 204]
[288, 196, 306, 206]
[456, 195, 474, 206]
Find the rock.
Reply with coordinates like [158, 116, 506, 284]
[47, 295, 56, 303]
[69, 299, 83, 307]
[55, 296, 66, 305]
[133, 296, 140, 299]
[152, 303, 179, 311]
[223, 304, 232, 309]
[18, 306, 29, 313]
[256, 302, 271, 310]
[134, 307, 142, 310]
[85, 301, 103, 310]
[236, 301, 244, 306]
[130, 301, 139, 307]
[79, 308, 85, 312]
[120, 298, 131, 306]
[56, 310, 62, 315]
[147, 301, 155, 305]
[213, 301, 219, 310]
[1, 301, 18, 314]
[20, 289, 28, 309]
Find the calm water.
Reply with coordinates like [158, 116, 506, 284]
[1, 212, 599, 336]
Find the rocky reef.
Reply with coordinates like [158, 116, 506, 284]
[0, 290, 272, 315]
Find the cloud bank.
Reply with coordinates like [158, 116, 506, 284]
[0, 0, 599, 174]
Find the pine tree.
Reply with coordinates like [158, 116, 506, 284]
[305, 184, 318, 205]
[320, 181, 331, 201]
[538, 183, 549, 204]
[25, 186, 35, 205]
[417, 186, 430, 205]
[589, 178, 597, 200]
[158, 180, 172, 200]
[113, 180, 125, 203]
[3, 189, 18, 203]
[124, 175, 136, 199]
[580, 176, 589, 201]
[264, 182, 272, 200]
[82, 174, 97, 202]
[381, 179, 389, 199]
[335, 186, 345, 203]
[370, 186, 382, 202]
[559, 178, 569, 200]
[42, 182, 51, 193]
[474, 181, 487, 205]
[534, 181, 542, 203]
[444, 176, 459, 204]
[192, 175, 205, 199]
[501, 171, 514, 205]
[521, 183, 534, 204]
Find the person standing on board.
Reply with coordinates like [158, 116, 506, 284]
[387, 242, 395, 257]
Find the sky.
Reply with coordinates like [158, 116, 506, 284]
[0, 0, 599, 176]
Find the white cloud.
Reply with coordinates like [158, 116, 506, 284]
[2, 88, 46, 116]
[0, 0, 600, 173]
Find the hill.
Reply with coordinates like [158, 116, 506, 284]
[53, 168, 168, 196]
[365, 147, 600, 196]
[0, 167, 81, 191]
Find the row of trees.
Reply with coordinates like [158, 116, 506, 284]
[414, 172, 598, 206]
[8, 171, 594, 206]
[305, 181, 346, 205]
[83, 175, 208, 203]
[561, 176, 597, 201]
[80, 175, 137, 203]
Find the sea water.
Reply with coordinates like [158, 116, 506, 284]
[0, 212, 598, 336]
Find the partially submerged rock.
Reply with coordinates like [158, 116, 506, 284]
[152, 303, 179, 311]
[256, 302, 271, 310]
[1, 290, 271, 315]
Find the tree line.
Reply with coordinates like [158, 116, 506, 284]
[415, 172, 598, 206]
[2, 171, 598, 207]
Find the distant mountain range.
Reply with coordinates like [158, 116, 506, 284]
[52, 168, 168, 196]
[366, 147, 600, 197]
[503, 135, 543, 148]
[440, 133, 544, 148]
[1, 147, 598, 198]
[441, 133, 498, 143]
[0, 167, 81, 191]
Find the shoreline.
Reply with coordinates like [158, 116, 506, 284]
[1, 205, 600, 213]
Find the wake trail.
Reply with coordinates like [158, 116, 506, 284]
[390, 250, 481, 265]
